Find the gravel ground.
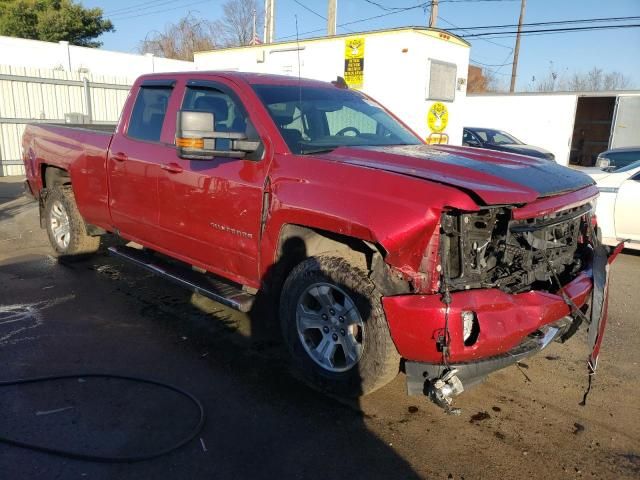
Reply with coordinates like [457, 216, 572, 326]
[1, 176, 638, 479]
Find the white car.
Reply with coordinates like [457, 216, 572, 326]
[586, 161, 640, 250]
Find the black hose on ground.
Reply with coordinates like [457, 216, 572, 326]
[0, 373, 205, 463]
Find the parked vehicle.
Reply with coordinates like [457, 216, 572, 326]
[22, 72, 615, 408]
[595, 146, 640, 171]
[587, 160, 640, 250]
[463, 127, 555, 161]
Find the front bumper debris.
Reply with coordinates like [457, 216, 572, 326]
[382, 270, 593, 364]
[405, 316, 574, 396]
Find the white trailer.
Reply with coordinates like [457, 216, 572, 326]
[464, 91, 640, 166]
[194, 27, 470, 146]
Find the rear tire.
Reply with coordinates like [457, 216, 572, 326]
[44, 186, 100, 258]
[280, 255, 400, 397]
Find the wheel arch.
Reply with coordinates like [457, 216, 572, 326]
[42, 164, 71, 189]
[265, 223, 410, 297]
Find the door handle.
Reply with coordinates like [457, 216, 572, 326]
[111, 152, 128, 162]
[161, 162, 183, 174]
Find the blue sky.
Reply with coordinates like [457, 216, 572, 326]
[84, 0, 640, 90]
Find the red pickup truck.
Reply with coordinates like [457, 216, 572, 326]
[22, 72, 614, 408]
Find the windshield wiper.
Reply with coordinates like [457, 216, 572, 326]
[298, 147, 336, 155]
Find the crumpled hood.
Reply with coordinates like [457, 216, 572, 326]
[321, 144, 595, 205]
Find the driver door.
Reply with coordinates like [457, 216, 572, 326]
[157, 78, 269, 286]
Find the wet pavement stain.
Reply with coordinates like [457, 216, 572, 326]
[573, 422, 585, 435]
[469, 411, 491, 423]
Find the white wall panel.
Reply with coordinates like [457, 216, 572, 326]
[463, 94, 578, 165]
[0, 65, 132, 175]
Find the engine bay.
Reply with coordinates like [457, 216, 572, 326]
[440, 204, 593, 294]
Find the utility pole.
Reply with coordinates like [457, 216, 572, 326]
[428, 0, 438, 28]
[327, 0, 337, 36]
[251, 8, 257, 45]
[509, 0, 526, 92]
[264, 0, 275, 44]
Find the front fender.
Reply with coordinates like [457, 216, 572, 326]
[260, 156, 479, 283]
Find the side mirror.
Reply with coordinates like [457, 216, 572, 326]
[176, 110, 260, 160]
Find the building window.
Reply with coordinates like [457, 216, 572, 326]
[428, 60, 457, 102]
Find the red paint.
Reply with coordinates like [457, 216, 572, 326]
[511, 184, 598, 220]
[22, 71, 609, 369]
[383, 271, 593, 363]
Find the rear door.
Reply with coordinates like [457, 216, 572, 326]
[157, 78, 269, 286]
[614, 170, 640, 244]
[610, 96, 640, 149]
[108, 79, 176, 243]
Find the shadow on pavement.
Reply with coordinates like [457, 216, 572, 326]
[0, 247, 421, 479]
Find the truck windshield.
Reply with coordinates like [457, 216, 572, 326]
[252, 84, 421, 154]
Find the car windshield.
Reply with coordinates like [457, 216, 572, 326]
[615, 159, 640, 174]
[252, 84, 421, 154]
[605, 150, 640, 171]
[472, 129, 522, 146]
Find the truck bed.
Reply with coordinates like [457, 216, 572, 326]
[22, 122, 117, 228]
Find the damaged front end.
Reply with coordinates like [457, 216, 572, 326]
[389, 194, 622, 411]
[440, 203, 592, 295]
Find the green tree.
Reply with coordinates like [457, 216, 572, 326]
[0, 0, 113, 47]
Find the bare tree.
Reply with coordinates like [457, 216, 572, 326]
[215, 0, 263, 47]
[139, 15, 219, 61]
[138, 0, 263, 60]
[567, 67, 631, 91]
[531, 63, 632, 92]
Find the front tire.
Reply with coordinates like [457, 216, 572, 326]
[44, 186, 100, 258]
[280, 255, 400, 397]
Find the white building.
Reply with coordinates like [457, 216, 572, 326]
[194, 27, 471, 146]
[464, 91, 640, 166]
[0, 35, 194, 78]
[0, 36, 195, 175]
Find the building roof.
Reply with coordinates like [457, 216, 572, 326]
[468, 90, 640, 98]
[194, 26, 470, 57]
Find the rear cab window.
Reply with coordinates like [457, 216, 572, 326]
[127, 82, 174, 142]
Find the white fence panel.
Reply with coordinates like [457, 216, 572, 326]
[0, 64, 132, 176]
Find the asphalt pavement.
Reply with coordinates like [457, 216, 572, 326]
[1, 176, 638, 479]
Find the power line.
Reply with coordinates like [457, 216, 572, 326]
[470, 58, 513, 67]
[294, 0, 329, 21]
[108, 0, 212, 21]
[277, 3, 428, 41]
[292, 0, 356, 33]
[439, 16, 513, 50]
[446, 15, 640, 32]
[106, 0, 188, 17]
[462, 23, 640, 38]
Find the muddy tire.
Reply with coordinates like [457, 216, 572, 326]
[44, 186, 100, 258]
[280, 255, 400, 397]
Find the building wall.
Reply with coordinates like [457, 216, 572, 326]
[0, 36, 197, 176]
[0, 36, 194, 78]
[463, 94, 578, 165]
[195, 30, 470, 145]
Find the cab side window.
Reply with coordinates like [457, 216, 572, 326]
[182, 86, 247, 134]
[463, 130, 474, 143]
[128, 86, 173, 142]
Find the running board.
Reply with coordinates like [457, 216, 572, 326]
[107, 246, 255, 313]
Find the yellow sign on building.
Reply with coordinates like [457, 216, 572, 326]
[427, 102, 449, 133]
[344, 37, 365, 89]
